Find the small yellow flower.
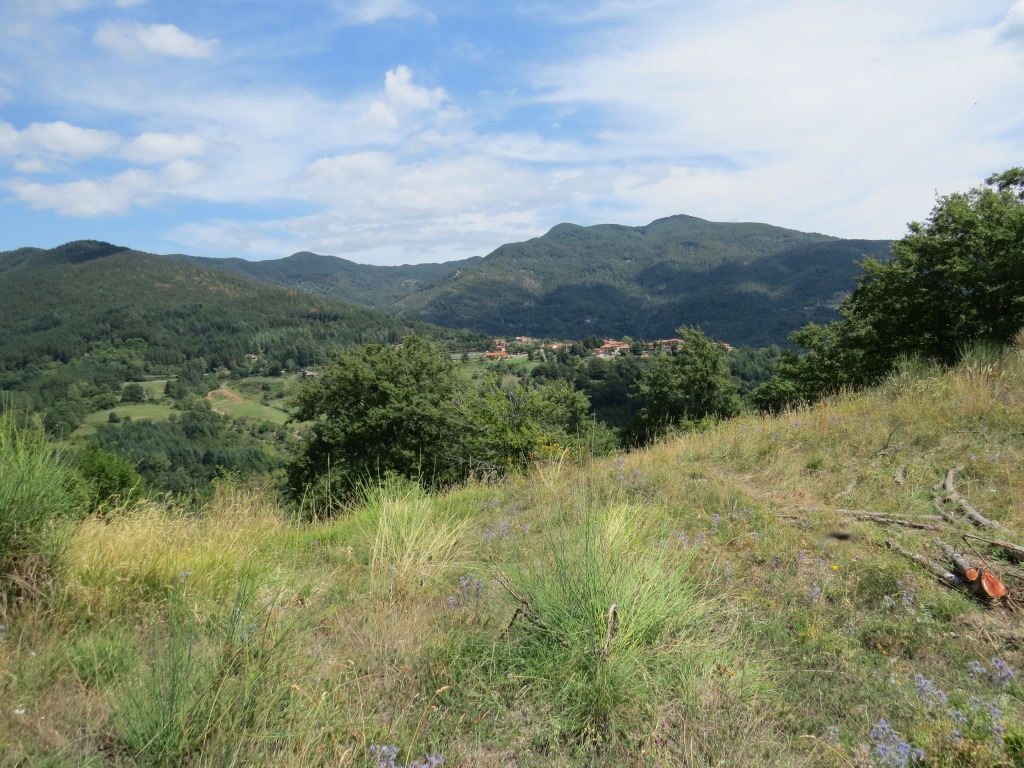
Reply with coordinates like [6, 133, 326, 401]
[832, 564, 839, 570]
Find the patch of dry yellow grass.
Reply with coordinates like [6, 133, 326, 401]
[64, 481, 286, 616]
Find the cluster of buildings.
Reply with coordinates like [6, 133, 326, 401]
[480, 336, 734, 361]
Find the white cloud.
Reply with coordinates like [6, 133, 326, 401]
[527, 0, 1024, 238]
[94, 21, 218, 58]
[334, 0, 427, 25]
[7, 156, 207, 216]
[121, 132, 206, 163]
[0, 119, 122, 158]
[997, 0, 1024, 45]
[9, 169, 158, 216]
[13, 158, 57, 173]
[359, 66, 449, 134]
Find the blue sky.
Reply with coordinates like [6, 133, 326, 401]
[1, 0, 1023, 264]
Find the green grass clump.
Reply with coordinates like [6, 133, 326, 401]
[0, 413, 87, 608]
[352, 477, 472, 598]
[113, 579, 298, 767]
[475, 503, 743, 752]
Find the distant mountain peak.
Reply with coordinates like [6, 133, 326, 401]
[49, 240, 131, 264]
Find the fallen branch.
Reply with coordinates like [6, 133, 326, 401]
[491, 570, 548, 633]
[833, 509, 944, 531]
[939, 468, 999, 529]
[963, 533, 1024, 564]
[886, 540, 966, 590]
[874, 425, 901, 456]
[933, 539, 979, 583]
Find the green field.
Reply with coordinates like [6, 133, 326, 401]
[69, 379, 292, 444]
[70, 403, 177, 441]
[456, 353, 539, 380]
[206, 387, 290, 424]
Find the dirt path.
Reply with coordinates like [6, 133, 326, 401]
[207, 387, 244, 403]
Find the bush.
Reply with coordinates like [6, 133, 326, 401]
[0, 413, 88, 606]
[74, 442, 144, 509]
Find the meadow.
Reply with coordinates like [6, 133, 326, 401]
[1, 346, 1023, 767]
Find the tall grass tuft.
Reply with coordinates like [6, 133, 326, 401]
[0, 413, 87, 610]
[353, 476, 471, 597]
[490, 503, 729, 750]
[113, 577, 298, 767]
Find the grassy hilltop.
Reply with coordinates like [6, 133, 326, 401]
[1, 343, 1022, 767]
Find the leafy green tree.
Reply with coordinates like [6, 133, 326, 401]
[287, 336, 468, 500]
[459, 377, 600, 472]
[628, 327, 740, 444]
[74, 442, 144, 509]
[844, 168, 1024, 365]
[121, 382, 146, 404]
[754, 168, 1024, 411]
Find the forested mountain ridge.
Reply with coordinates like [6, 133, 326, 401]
[0, 240, 466, 374]
[167, 250, 484, 309]
[392, 215, 891, 346]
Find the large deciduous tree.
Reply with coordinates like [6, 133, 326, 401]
[628, 326, 740, 444]
[287, 336, 467, 501]
[847, 168, 1024, 366]
[754, 169, 1024, 411]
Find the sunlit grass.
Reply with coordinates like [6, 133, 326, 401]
[64, 480, 287, 617]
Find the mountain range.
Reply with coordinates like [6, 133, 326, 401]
[1, 215, 892, 363]
[172, 214, 891, 347]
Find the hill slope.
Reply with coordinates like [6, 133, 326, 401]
[394, 215, 891, 345]
[168, 250, 483, 309]
[4, 346, 1022, 766]
[0, 240, 469, 378]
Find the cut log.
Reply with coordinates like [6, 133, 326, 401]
[933, 539, 979, 582]
[887, 539, 1008, 602]
[980, 571, 1008, 600]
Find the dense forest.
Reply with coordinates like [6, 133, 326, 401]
[0, 240, 486, 435]
[391, 216, 891, 345]
[173, 215, 891, 347]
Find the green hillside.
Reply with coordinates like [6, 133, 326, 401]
[394, 215, 891, 345]
[169, 250, 483, 309]
[0, 240, 482, 434]
[0, 241, 482, 370]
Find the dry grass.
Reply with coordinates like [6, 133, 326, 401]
[64, 480, 287, 617]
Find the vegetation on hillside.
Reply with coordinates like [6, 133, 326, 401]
[287, 336, 613, 508]
[170, 250, 483, 309]
[0, 241, 485, 435]
[391, 215, 891, 345]
[756, 169, 1024, 411]
[2, 346, 1023, 766]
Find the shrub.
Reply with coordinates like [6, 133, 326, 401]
[0, 413, 88, 607]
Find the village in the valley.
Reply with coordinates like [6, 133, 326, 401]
[479, 335, 735, 361]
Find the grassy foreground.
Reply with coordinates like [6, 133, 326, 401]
[2, 349, 1024, 766]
